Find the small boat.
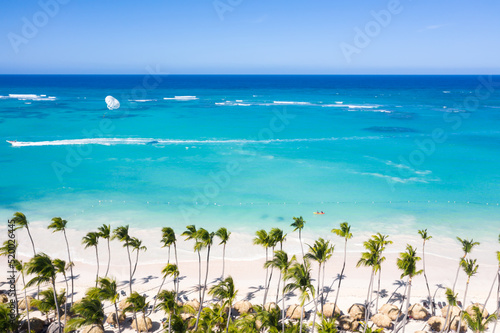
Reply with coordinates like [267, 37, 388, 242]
[6, 140, 17, 145]
[313, 211, 325, 215]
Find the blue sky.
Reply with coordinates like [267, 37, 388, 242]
[1, 0, 499, 74]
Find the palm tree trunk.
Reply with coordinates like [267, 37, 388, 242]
[334, 239, 347, 312]
[26, 225, 40, 300]
[299, 230, 304, 260]
[312, 263, 321, 332]
[263, 266, 274, 306]
[299, 303, 304, 333]
[484, 267, 500, 309]
[222, 244, 226, 279]
[422, 241, 434, 315]
[376, 269, 382, 312]
[452, 255, 465, 292]
[321, 263, 326, 317]
[363, 271, 375, 333]
[195, 245, 212, 330]
[51, 279, 62, 333]
[457, 279, 470, 333]
[492, 272, 500, 333]
[174, 243, 179, 300]
[21, 272, 30, 333]
[401, 278, 412, 333]
[133, 309, 139, 332]
[63, 230, 74, 307]
[63, 274, 69, 328]
[197, 250, 202, 302]
[114, 301, 122, 333]
[225, 303, 231, 333]
[152, 276, 167, 314]
[441, 297, 453, 333]
[276, 271, 281, 304]
[263, 247, 269, 307]
[126, 244, 133, 294]
[105, 238, 111, 277]
[132, 250, 139, 277]
[282, 281, 285, 333]
[95, 246, 100, 288]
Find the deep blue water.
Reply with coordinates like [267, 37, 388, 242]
[0, 75, 499, 239]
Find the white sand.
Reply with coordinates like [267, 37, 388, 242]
[1, 221, 499, 332]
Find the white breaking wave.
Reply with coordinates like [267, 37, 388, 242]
[273, 101, 312, 105]
[129, 99, 157, 102]
[7, 136, 384, 147]
[0, 94, 56, 101]
[163, 96, 198, 101]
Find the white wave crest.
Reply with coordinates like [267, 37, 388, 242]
[0, 94, 56, 101]
[163, 96, 198, 101]
[273, 101, 312, 105]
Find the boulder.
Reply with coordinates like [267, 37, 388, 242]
[465, 303, 489, 319]
[118, 298, 132, 310]
[81, 325, 105, 333]
[20, 317, 45, 333]
[234, 300, 253, 314]
[427, 316, 445, 332]
[338, 315, 360, 331]
[264, 302, 280, 312]
[286, 304, 305, 320]
[185, 299, 200, 311]
[131, 316, 153, 332]
[0, 294, 8, 303]
[441, 305, 461, 320]
[379, 303, 401, 321]
[371, 313, 393, 329]
[18, 296, 35, 311]
[322, 302, 341, 318]
[106, 311, 126, 325]
[348, 304, 366, 321]
[449, 317, 467, 333]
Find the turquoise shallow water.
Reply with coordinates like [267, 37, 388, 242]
[0, 75, 499, 240]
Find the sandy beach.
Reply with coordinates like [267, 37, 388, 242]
[1, 220, 498, 332]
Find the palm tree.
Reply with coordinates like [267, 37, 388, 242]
[253, 229, 271, 306]
[269, 228, 287, 305]
[25, 253, 62, 333]
[11, 212, 36, 255]
[209, 276, 238, 333]
[11, 258, 30, 333]
[65, 296, 105, 332]
[123, 292, 149, 333]
[82, 231, 100, 287]
[291, 216, 306, 259]
[442, 288, 458, 333]
[153, 263, 179, 313]
[452, 237, 480, 292]
[97, 224, 112, 277]
[194, 228, 215, 331]
[483, 235, 500, 309]
[48, 217, 75, 308]
[155, 290, 179, 333]
[457, 258, 479, 333]
[395, 245, 422, 333]
[53, 258, 69, 327]
[215, 227, 231, 279]
[181, 225, 202, 301]
[283, 259, 315, 333]
[418, 229, 434, 315]
[263, 229, 282, 307]
[462, 306, 497, 333]
[87, 277, 122, 333]
[160, 227, 176, 265]
[265, 250, 293, 333]
[129, 237, 147, 278]
[305, 237, 334, 327]
[112, 225, 133, 294]
[357, 238, 382, 333]
[0, 240, 19, 317]
[372, 233, 392, 312]
[331, 222, 352, 313]
[0, 302, 20, 332]
[31, 288, 66, 322]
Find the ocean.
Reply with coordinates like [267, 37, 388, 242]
[1, 75, 499, 242]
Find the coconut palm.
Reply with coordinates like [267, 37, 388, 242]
[31, 288, 66, 322]
[112, 225, 133, 294]
[372, 233, 392, 312]
[182, 225, 202, 301]
[48, 217, 75, 307]
[11, 212, 36, 255]
[305, 237, 334, 327]
[129, 237, 147, 278]
[153, 263, 179, 313]
[97, 224, 112, 277]
[284, 259, 315, 333]
[265, 250, 293, 333]
[331, 221, 352, 313]
[452, 237, 480, 292]
[82, 231, 100, 287]
[270, 228, 286, 251]
[161, 227, 177, 266]
[209, 276, 238, 333]
[11, 258, 30, 333]
[155, 290, 179, 333]
[418, 229, 434, 315]
[462, 306, 497, 333]
[65, 296, 105, 333]
[25, 253, 62, 333]
[457, 258, 479, 333]
[194, 228, 215, 331]
[123, 292, 149, 333]
[87, 277, 122, 333]
[291, 216, 306, 259]
[254, 229, 271, 306]
[255, 304, 282, 333]
[395, 245, 422, 333]
[0, 302, 20, 333]
[442, 288, 458, 333]
[215, 227, 231, 279]
[53, 258, 69, 327]
[263, 229, 282, 307]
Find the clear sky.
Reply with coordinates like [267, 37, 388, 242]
[1, 0, 499, 74]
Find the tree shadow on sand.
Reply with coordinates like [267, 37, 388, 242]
[244, 285, 264, 301]
[322, 273, 345, 303]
